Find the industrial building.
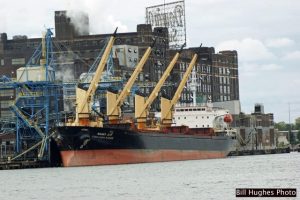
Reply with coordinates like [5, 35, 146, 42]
[233, 104, 276, 151]
[172, 47, 239, 104]
[0, 10, 240, 119]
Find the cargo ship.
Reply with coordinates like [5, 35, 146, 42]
[54, 30, 236, 167]
[55, 125, 236, 167]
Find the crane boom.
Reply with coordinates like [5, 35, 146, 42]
[73, 28, 118, 126]
[161, 53, 198, 125]
[135, 46, 184, 121]
[107, 40, 156, 123]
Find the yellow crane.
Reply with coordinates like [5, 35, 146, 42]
[160, 52, 198, 126]
[135, 45, 185, 129]
[70, 28, 118, 127]
[106, 40, 156, 124]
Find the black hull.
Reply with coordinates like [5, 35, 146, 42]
[54, 126, 236, 167]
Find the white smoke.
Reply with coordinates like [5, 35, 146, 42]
[63, 0, 129, 34]
[66, 10, 89, 35]
[56, 67, 75, 82]
[55, 54, 75, 82]
[55, 53, 77, 112]
[107, 15, 128, 32]
[64, 99, 75, 112]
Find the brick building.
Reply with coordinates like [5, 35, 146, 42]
[171, 47, 239, 104]
[233, 104, 276, 150]
[0, 10, 240, 117]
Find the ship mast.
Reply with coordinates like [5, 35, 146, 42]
[188, 68, 198, 106]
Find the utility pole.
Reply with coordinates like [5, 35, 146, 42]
[288, 102, 292, 145]
[289, 103, 290, 140]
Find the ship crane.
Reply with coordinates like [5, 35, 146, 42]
[70, 28, 118, 127]
[106, 39, 157, 124]
[135, 44, 185, 129]
[160, 51, 199, 126]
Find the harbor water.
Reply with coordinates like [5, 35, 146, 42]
[0, 153, 299, 200]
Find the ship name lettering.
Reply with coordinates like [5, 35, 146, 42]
[107, 132, 113, 137]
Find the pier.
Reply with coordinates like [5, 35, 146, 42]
[229, 147, 291, 156]
[0, 158, 50, 170]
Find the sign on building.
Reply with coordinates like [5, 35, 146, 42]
[146, 0, 186, 49]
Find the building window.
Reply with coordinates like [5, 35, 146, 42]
[0, 89, 14, 97]
[227, 68, 230, 75]
[0, 110, 13, 118]
[0, 100, 12, 109]
[12, 58, 25, 65]
[1, 59, 4, 66]
[207, 66, 210, 73]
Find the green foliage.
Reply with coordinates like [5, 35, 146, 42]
[274, 121, 289, 131]
[295, 117, 300, 130]
[275, 117, 300, 144]
[274, 117, 300, 134]
[295, 117, 300, 125]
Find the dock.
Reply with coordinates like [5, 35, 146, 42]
[229, 147, 291, 156]
[0, 159, 50, 170]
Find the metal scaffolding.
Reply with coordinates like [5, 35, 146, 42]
[8, 29, 62, 161]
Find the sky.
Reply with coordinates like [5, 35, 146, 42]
[0, 0, 300, 123]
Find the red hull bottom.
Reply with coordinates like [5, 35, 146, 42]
[60, 149, 227, 167]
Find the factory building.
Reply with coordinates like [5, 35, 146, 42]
[233, 104, 276, 151]
[0, 10, 240, 118]
[172, 47, 239, 104]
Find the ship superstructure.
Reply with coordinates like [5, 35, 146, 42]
[173, 101, 234, 132]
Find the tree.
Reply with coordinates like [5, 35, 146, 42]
[274, 121, 289, 131]
[295, 117, 300, 130]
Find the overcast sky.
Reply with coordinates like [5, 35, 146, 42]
[1, 0, 300, 123]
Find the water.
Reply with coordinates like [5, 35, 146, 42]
[1, 153, 299, 200]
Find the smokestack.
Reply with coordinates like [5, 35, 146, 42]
[55, 10, 89, 40]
